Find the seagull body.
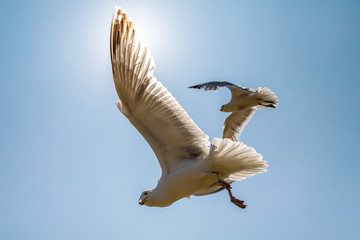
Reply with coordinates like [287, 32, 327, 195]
[111, 7, 269, 208]
[142, 159, 213, 207]
[137, 138, 265, 207]
[189, 81, 278, 141]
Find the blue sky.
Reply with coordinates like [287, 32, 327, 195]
[1, 0, 359, 239]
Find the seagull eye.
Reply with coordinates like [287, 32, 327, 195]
[144, 192, 148, 196]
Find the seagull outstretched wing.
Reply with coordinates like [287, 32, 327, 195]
[223, 107, 257, 141]
[111, 8, 210, 174]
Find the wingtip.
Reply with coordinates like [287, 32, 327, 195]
[113, 6, 121, 19]
[112, 6, 127, 24]
[188, 85, 200, 90]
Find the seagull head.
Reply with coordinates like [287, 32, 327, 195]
[220, 103, 233, 112]
[138, 190, 151, 206]
[138, 189, 173, 207]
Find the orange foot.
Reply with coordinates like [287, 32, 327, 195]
[230, 196, 247, 209]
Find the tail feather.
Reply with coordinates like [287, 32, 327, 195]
[208, 138, 268, 181]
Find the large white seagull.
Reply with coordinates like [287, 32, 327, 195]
[110, 7, 273, 208]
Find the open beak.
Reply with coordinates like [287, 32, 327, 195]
[138, 197, 148, 206]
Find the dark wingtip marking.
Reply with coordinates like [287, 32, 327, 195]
[188, 85, 202, 89]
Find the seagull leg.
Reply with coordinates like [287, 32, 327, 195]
[211, 171, 231, 189]
[259, 103, 276, 108]
[258, 98, 276, 108]
[211, 171, 247, 209]
[226, 188, 247, 209]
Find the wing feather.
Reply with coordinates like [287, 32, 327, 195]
[111, 7, 210, 173]
[188, 81, 237, 91]
[223, 107, 256, 141]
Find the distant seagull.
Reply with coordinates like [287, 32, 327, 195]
[189, 81, 278, 141]
[110, 7, 268, 208]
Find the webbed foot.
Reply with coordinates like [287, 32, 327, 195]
[211, 171, 246, 209]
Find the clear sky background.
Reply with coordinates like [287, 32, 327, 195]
[1, 0, 359, 239]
